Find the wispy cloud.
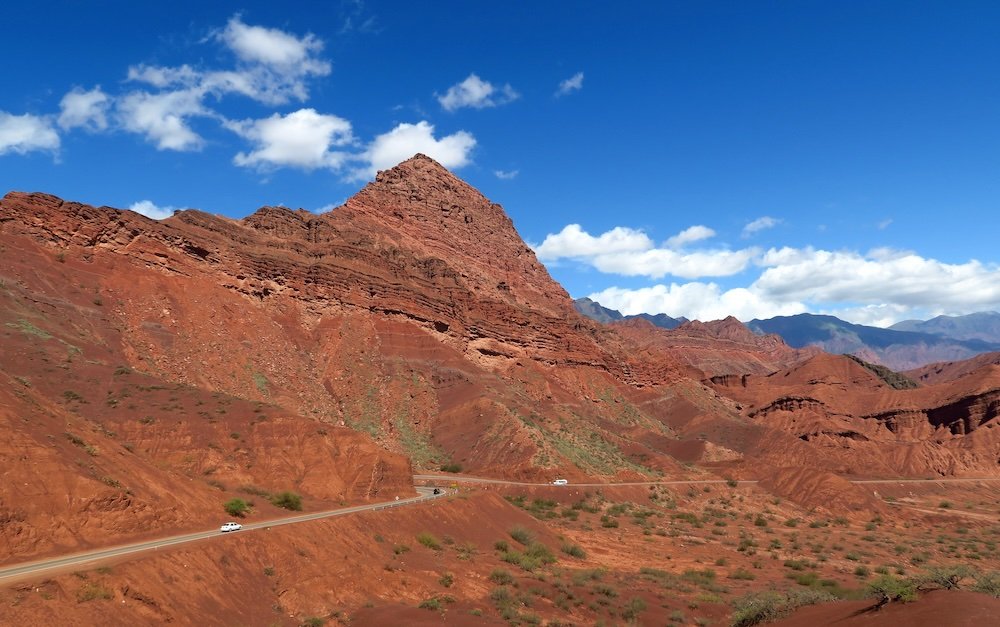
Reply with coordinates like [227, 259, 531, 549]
[555, 71, 584, 96]
[665, 225, 715, 248]
[494, 169, 519, 180]
[741, 216, 781, 238]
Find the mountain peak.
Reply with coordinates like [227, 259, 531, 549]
[330, 155, 573, 316]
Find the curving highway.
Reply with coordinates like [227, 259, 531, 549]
[0, 486, 444, 586]
[4, 473, 999, 587]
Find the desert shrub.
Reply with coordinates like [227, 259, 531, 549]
[509, 526, 533, 545]
[418, 597, 441, 610]
[494, 540, 510, 552]
[440, 462, 462, 473]
[867, 574, 917, 607]
[76, 582, 113, 602]
[730, 591, 784, 627]
[456, 541, 477, 560]
[920, 565, 973, 589]
[524, 542, 557, 564]
[490, 586, 513, 604]
[730, 569, 756, 581]
[490, 569, 515, 585]
[270, 491, 302, 511]
[730, 589, 836, 627]
[560, 541, 586, 559]
[622, 596, 647, 620]
[223, 498, 250, 517]
[970, 571, 1000, 597]
[417, 532, 442, 550]
[393, 544, 410, 555]
[439, 572, 454, 587]
[593, 583, 618, 598]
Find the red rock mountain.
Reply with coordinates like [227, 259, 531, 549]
[612, 316, 818, 377]
[2, 154, 999, 565]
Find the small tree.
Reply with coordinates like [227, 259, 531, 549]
[224, 498, 250, 517]
[867, 574, 917, 610]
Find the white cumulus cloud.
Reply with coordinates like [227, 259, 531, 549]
[0, 111, 60, 155]
[741, 216, 781, 238]
[588, 283, 806, 322]
[534, 223, 754, 279]
[352, 121, 476, 180]
[228, 108, 354, 171]
[533, 224, 653, 261]
[666, 225, 715, 248]
[556, 71, 584, 96]
[591, 247, 758, 279]
[129, 200, 176, 220]
[755, 246, 1000, 310]
[58, 86, 110, 131]
[437, 74, 519, 111]
[218, 16, 329, 73]
[117, 89, 209, 151]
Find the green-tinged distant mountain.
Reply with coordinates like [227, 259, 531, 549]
[747, 313, 1000, 370]
[890, 312, 1000, 343]
[573, 297, 686, 329]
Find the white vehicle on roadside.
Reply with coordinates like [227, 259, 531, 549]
[220, 522, 242, 532]
[552, 479, 569, 486]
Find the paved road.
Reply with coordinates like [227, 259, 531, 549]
[414, 473, 1000, 487]
[6, 473, 998, 586]
[0, 487, 444, 586]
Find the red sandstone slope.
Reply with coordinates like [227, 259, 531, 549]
[904, 351, 1000, 385]
[2, 153, 998, 524]
[710, 353, 1000, 476]
[0, 157, 709, 490]
[612, 316, 817, 377]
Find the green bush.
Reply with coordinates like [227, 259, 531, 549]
[440, 462, 462, 473]
[417, 532, 442, 550]
[418, 597, 441, 610]
[867, 574, 917, 605]
[270, 491, 303, 511]
[730, 589, 836, 627]
[524, 542, 557, 565]
[223, 498, 250, 517]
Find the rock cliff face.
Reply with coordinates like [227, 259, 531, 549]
[711, 353, 1000, 477]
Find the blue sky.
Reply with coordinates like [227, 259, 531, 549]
[2, 1, 1000, 326]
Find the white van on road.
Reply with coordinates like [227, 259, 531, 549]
[552, 479, 569, 486]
